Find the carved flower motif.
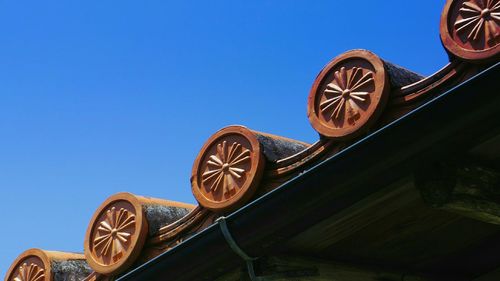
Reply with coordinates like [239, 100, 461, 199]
[14, 263, 45, 281]
[202, 141, 250, 195]
[320, 66, 374, 123]
[454, 0, 500, 44]
[93, 207, 135, 260]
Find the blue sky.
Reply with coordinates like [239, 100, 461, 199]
[0, 0, 449, 276]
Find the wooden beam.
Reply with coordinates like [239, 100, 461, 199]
[415, 161, 500, 225]
[215, 256, 431, 281]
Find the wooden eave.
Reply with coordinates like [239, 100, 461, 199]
[116, 63, 500, 281]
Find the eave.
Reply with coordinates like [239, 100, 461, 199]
[117, 63, 500, 281]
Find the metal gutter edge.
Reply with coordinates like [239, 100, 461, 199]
[118, 62, 500, 281]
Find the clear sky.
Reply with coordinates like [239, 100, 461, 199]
[0, 0, 449, 277]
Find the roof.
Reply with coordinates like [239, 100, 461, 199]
[4, 0, 500, 281]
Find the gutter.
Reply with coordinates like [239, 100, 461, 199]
[118, 62, 500, 281]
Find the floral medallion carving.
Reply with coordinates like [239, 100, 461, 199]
[5, 251, 48, 281]
[308, 50, 389, 140]
[202, 141, 251, 195]
[192, 126, 265, 212]
[93, 207, 136, 261]
[13, 263, 45, 281]
[320, 66, 375, 124]
[85, 193, 149, 276]
[454, 0, 500, 44]
[441, 0, 500, 62]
